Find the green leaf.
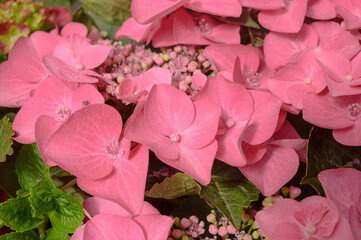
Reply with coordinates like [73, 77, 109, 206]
[216, 8, 259, 29]
[48, 192, 84, 233]
[49, 166, 71, 178]
[79, 0, 131, 22]
[145, 173, 201, 199]
[302, 126, 361, 194]
[35, 0, 71, 8]
[29, 170, 84, 233]
[87, 10, 123, 39]
[72, 7, 91, 26]
[15, 144, 46, 190]
[0, 197, 43, 232]
[0, 230, 39, 240]
[45, 228, 70, 240]
[199, 161, 260, 230]
[0, 116, 14, 162]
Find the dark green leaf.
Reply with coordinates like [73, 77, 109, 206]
[87, 10, 123, 39]
[216, 8, 259, 29]
[0, 197, 43, 232]
[302, 126, 361, 194]
[45, 228, 70, 240]
[15, 144, 46, 190]
[145, 173, 201, 199]
[50, 166, 71, 177]
[79, 0, 131, 22]
[0, 117, 14, 162]
[0, 230, 39, 240]
[72, 7, 91, 26]
[200, 161, 260, 230]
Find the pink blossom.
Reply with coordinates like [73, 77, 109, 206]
[331, 0, 361, 30]
[193, 75, 254, 167]
[318, 168, 361, 239]
[151, 8, 240, 47]
[12, 76, 104, 144]
[71, 197, 173, 240]
[41, 104, 148, 215]
[255, 196, 355, 240]
[303, 91, 361, 146]
[125, 84, 221, 185]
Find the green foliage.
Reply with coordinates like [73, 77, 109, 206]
[145, 173, 201, 199]
[79, 0, 131, 22]
[302, 127, 361, 194]
[0, 197, 43, 232]
[0, 230, 39, 240]
[30, 170, 84, 233]
[0, 117, 14, 162]
[200, 161, 260, 230]
[44, 228, 70, 240]
[15, 144, 46, 190]
[36, 0, 72, 9]
[87, 11, 123, 39]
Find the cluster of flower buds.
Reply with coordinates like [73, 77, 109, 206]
[97, 42, 214, 101]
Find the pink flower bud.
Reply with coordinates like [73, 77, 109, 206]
[180, 218, 191, 229]
[289, 185, 301, 199]
[208, 224, 218, 235]
[218, 226, 228, 237]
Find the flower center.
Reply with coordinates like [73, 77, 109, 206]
[55, 106, 71, 121]
[304, 77, 312, 85]
[195, 18, 212, 34]
[345, 75, 353, 82]
[104, 138, 124, 159]
[76, 63, 84, 71]
[225, 119, 236, 128]
[305, 224, 317, 236]
[169, 133, 181, 143]
[244, 70, 262, 88]
[348, 103, 361, 120]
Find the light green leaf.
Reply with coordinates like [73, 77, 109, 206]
[0, 230, 39, 240]
[29, 170, 84, 233]
[200, 161, 260, 230]
[145, 173, 201, 199]
[15, 144, 46, 190]
[35, 0, 71, 8]
[302, 126, 361, 194]
[0, 197, 43, 232]
[0, 117, 14, 162]
[87, 10, 123, 39]
[45, 228, 70, 240]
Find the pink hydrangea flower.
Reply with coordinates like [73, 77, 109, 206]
[303, 91, 361, 146]
[255, 196, 355, 240]
[124, 84, 221, 185]
[71, 197, 173, 240]
[41, 104, 148, 215]
[318, 168, 361, 239]
[12, 76, 104, 144]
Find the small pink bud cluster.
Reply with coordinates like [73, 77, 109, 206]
[97, 42, 214, 100]
[262, 185, 302, 208]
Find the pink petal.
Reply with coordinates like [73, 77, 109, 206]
[80, 45, 111, 69]
[124, 101, 179, 160]
[258, 0, 308, 33]
[70, 84, 105, 111]
[8, 36, 50, 84]
[29, 31, 61, 57]
[242, 142, 267, 164]
[70, 225, 85, 240]
[333, 120, 361, 146]
[316, 50, 352, 83]
[131, 0, 188, 24]
[83, 197, 132, 218]
[243, 90, 282, 145]
[302, 91, 356, 129]
[185, 0, 242, 17]
[78, 144, 149, 216]
[145, 84, 195, 134]
[34, 115, 62, 166]
[0, 61, 36, 107]
[166, 140, 217, 185]
[323, 74, 361, 97]
[255, 198, 299, 239]
[240, 0, 285, 10]
[318, 168, 361, 239]
[44, 104, 122, 180]
[272, 222, 306, 240]
[306, 0, 336, 20]
[133, 215, 174, 240]
[201, 22, 241, 44]
[335, 6, 361, 30]
[115, 17, 155, 42]
[239, 144, 299, 196]
[139, 202, 161, 215]
[263, 24, 318, 70]
[84, 214, 145, 240]
[60, 22, 88, 37]
[180, 98, 221, 149]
